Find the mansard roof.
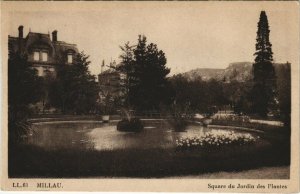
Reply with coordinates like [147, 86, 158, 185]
[8, 31, 78, 65]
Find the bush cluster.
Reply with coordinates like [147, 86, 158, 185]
[212, 114, 250, 123]
[117, 118, 144, 132]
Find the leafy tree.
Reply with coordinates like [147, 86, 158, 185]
[276, 62, 291, 126]
[169, 74, 191, 107]
[252, 11, 277, 117]
[169, 75, 233, 114]
[49, 52, 98, 114]
[8, 52, 41, 143]
[231, 82, 253, 114]
[39, 71, 55, 113]
[206, 79, 229, 108]
[8, 52, 41, 109]
[49, 63, 70, 113]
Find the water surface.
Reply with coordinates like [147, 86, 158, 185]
[29, 121, 254, 151]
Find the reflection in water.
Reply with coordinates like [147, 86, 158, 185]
[28, 121, 250, 151]
[29, 123, 98, 150]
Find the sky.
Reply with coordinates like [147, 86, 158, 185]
[4, 2, 299, 76]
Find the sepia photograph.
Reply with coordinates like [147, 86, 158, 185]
[1, 1, 299, 192]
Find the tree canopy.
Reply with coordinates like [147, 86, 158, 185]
[118, 35, 171, 111]
[49, 52, 98, 114]
[8, 52, 41, 110]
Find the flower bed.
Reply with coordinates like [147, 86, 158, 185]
[176, 131, 258, 150]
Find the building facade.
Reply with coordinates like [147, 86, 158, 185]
[8, 25, 79, 77]
[98, 69, 124, 98]
[98, 60, 127, 107]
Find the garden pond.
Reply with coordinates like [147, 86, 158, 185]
[28, 120, 263, 151]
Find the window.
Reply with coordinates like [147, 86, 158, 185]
[67, 54, 73, 64]
[33, 51, 39, 61]
[37, 67, 44, 76]
[42, 52, 48, 62]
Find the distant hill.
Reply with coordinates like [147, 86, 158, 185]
[182, 62, 253, 82]
[182, 62, 290, 83]
[182, 68, 224, 81]
[222, 62, 253, 82]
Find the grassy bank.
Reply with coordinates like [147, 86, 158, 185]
[9, 136, 290, 178]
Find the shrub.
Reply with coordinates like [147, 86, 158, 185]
[8, 106, 34, 145]
[168, 118, 188, 132]
[168, 102, 194, 131]
[212, 114, 250, 123]
[9, 119, 33, 145]
[117, 118, 144, 132]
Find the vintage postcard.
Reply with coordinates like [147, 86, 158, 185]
[1, 1, 299, 192]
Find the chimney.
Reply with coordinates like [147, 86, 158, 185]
[18, 25, 24, 38]
[52, 30, 57, 42]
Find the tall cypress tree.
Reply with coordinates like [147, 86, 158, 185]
[252, 11, 277, 117]
[254, 11, 273, 63]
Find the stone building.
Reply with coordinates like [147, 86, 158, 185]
[98, 69, 124, 98]
[8, 25, 79, 77]
[97, 60, 126, 107]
